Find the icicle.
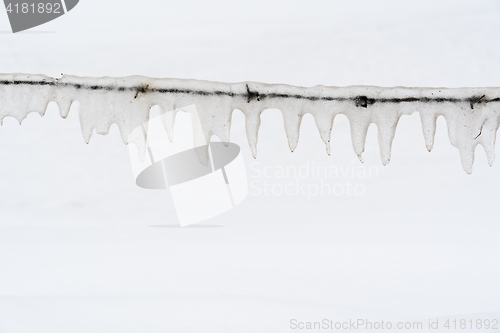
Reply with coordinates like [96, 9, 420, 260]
[476, 112, 500, 166]
[281, 111, 302, 152]
[160, 108, 176, 142]
[419, 108, 437, 152]
[372, 104, 401, 166]
[309, 104, 339, 156]
[467, 100, 500, 167]
[439, 103, 475, 174]
[242, 106, 262, 159]
[344, 103, 372, 163]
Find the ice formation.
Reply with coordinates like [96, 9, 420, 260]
[1, 73, 499, 174]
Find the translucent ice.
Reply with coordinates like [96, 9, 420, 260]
[1, 73, 499, 174]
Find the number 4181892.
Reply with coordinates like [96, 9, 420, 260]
[5, 2, 62, 14]
[443, 319, 498, 330]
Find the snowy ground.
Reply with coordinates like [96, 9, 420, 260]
[0, 1, 499, 332]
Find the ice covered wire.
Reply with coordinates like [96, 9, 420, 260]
[1, 73, 499, 174]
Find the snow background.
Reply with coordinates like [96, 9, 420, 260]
[0, 0, 499, 331]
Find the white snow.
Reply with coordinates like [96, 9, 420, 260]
[0, 1, 499, 332]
